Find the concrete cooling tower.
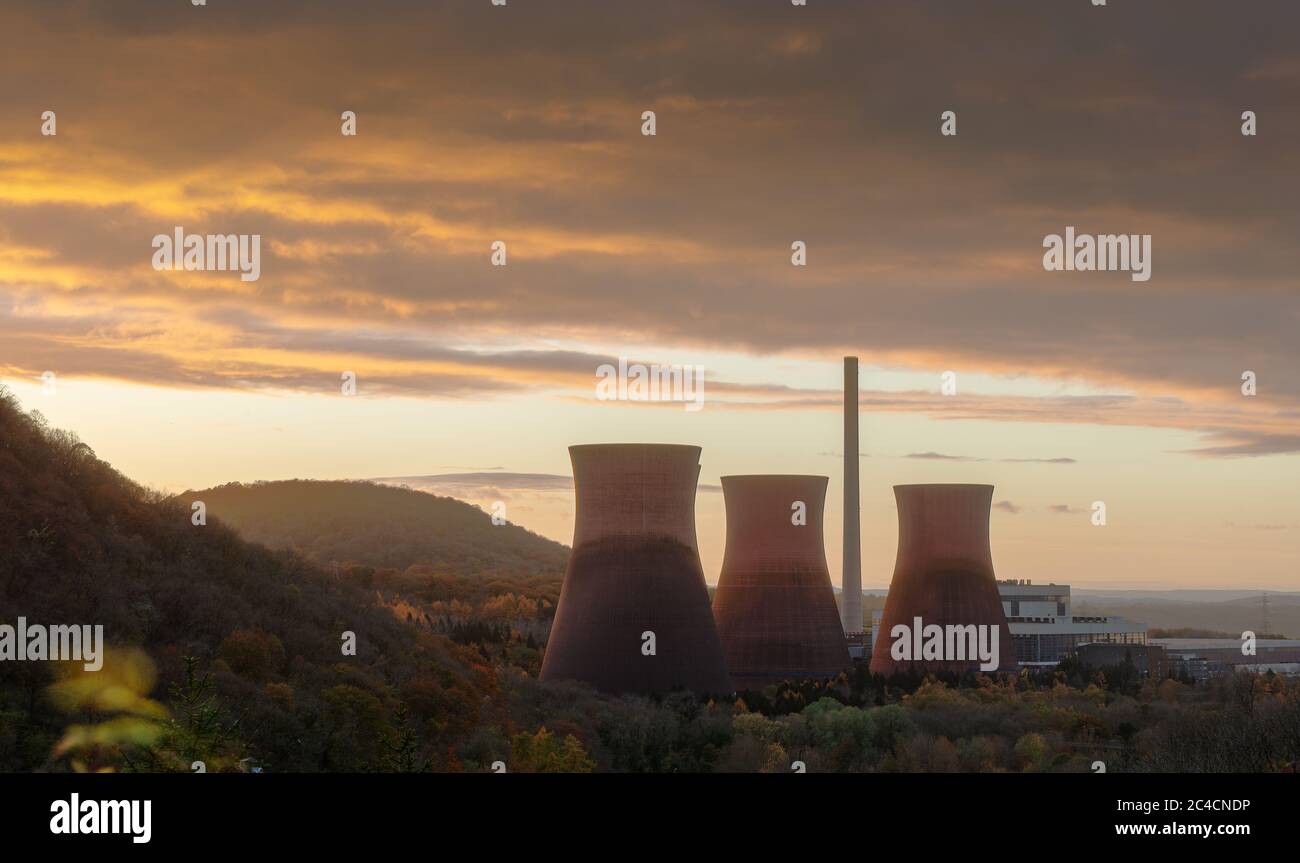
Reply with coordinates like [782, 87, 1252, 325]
[712, 475, 849, 690]
[868, 484, 1018, 675]
[540, 443, 731, 695]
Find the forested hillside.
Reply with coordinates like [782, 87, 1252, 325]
[183, 479, 568, 576]
[0, 387, 504, 772]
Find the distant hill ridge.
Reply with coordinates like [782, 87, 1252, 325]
[181, 479, 569, 576]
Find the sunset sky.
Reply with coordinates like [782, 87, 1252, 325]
[1, 0, 1296, 590]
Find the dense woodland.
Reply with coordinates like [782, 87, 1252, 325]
[2, 385, 1299, 773]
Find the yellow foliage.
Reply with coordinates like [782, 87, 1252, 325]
[47, 648, 166, 719]
[47, 648, 168, 772]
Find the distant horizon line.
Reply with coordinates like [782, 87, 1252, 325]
[826, 586, 1300, 597]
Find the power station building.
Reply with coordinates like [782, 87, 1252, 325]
[711, 475, 849, 690]
[997, 580, 1148, 667]
[872, 579, 1150, 669]
[868, 484, 1018, 675]
[540, 443, 731, 695]
[543, 363, 1028, 690]
[1151, 638, 1300, 681]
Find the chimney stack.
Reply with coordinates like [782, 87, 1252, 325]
[841, 356, 862, 635]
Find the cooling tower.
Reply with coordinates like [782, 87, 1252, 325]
[712, 475, 850, 690]
[841, 356, 863, 635]
[868, 484, 1018, 675]
[540, 443, 731, 695]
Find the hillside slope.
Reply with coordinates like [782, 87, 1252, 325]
[0, 388, 496, 772]
[1073, 597, 1299, 639]
[183, 479, 569, 576]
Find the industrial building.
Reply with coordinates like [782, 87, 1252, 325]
[998, 580, 1148, 667]
[540, 443, 731, 695]
[1074, 642, 1168, 678]
[871, 579, 1149, 669]
[711, 475, 849, 689]
[1151, 638, 1300, 682]
[867, 484, 1018, 675]
[544, 359, 1279, 694]
[1073, 639, 1300, 682]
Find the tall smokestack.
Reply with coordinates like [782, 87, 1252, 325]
[841, 356, 862, 635]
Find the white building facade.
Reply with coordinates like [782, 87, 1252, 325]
[869, 580, 1148, 668]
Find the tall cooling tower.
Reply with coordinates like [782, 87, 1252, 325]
[540, 443, 731, 695]
[868, 484, 1018, 675]
[712, 475, 849, 689]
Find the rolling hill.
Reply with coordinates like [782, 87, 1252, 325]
[180, 479, 569, 576]
[1073, 594, 1299, 640]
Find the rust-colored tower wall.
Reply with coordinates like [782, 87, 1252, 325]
[713, 475, 849, 689]
[868, 484, 1018, 675]
[540, 444, 731, 695]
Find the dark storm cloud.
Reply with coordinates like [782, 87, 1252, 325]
[0, 0, 1297, 450]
